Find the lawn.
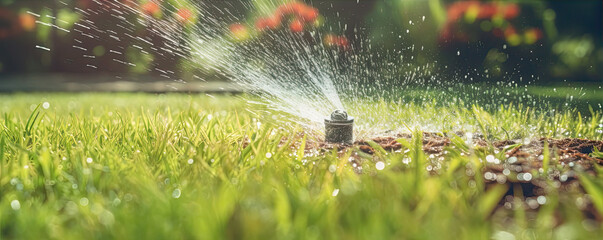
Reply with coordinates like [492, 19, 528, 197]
[1, 92, 602, 239]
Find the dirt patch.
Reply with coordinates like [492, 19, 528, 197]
[296, 133, 603, 221]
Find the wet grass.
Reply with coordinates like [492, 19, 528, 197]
[1, 93, 602, 239]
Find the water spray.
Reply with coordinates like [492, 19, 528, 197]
[325, 109, 354, 144]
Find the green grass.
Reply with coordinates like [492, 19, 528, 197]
[1, 93, 603, 239]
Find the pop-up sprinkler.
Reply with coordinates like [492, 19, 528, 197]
[325, 109, 354, 144]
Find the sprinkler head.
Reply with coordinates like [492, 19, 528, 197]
[325, 109, 354, 144]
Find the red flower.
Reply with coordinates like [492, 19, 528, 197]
[255, 17, 269, 30]
[504, 25, 517, 37]
[230, 23, 245, 32]
[477, 4, 497, 19]
[289, 18, 304, 33]
[503, 4, 520, 19]
[446, 1, 479, 22]
[176, 8, 193, 23]
[229, 23, 249, 41]
[323, 34, 338, 46]
[524, 28, 543, 44]
[526, 28, 542, 39]
[300, 7, 319, 22]
[256, 15, 281, 31]
[277, 2, 306, 16]
[276, 2, 319, 22]
[19, 13, 36, 31]
[142, 2, 161, 16]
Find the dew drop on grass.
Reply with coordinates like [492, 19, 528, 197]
[375, 161, 385, 170]
[187, 159, 194, 164]
[172, 189, 181, 199]
[332, 189, 339, 197]
[42, 102, 50, 109]
[537, 196, 547, 205]
[527, 198, 539, 209]
[87, 158, 93, 163]
[11, 200, 20, 210]
[80, 197, 89, 206]
[265, 152, 272, 158]
[328, 164, 337, 173]
[99, 210, 115, 226]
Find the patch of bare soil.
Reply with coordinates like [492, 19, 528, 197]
[292, 133, 603, 221]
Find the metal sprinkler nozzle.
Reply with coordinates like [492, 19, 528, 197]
[325, 109, 354, 144]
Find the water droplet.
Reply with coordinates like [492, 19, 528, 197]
[332, 189, 339, 197]
[87, 158, 93, 163]
[457, 51, 461, 56]
[484, 172, 494, 180]
[11, 200, 20, 210]
[187, 159, 194, 164]
[328, 164, 337, 173]
[537, 196, 547, 205]
[375, 161, 385, 170]
[172, 189, 181, 198]
[42, 102, 50, 109]
[265, 152, 272, 158]
[99, 210, 115, 226]
[80, 197, 89, 206]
